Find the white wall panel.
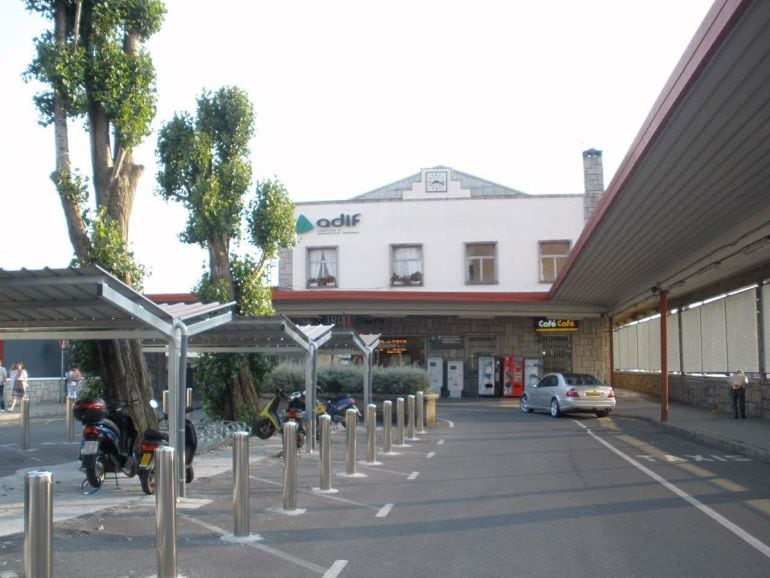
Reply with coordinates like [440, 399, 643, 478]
[667, 311, 681, 373]
[726, 288, 758, 372]
[648, 316, 661, 371]
[763, 284, 770, 373]
[701, 299, 727, 373]
[637, 321, 650, 370]
[682, 307, 702, 373]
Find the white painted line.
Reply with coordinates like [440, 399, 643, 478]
[407, 471, 419, 480]
[323, 560, 349, 578]
[580, 422, 770, 559]
[437, 439, 445, 445]
[184, 515, 329, 573]
[426, 451, 435, 459]
[437, 418, 454, 428]
[376, 503, 394, 517]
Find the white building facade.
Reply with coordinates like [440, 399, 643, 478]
[274, 153, 611, 397]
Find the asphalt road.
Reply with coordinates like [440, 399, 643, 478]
[2, 402, 770, 577]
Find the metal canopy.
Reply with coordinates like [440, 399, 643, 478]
[551, 0, 770, 320]
[0, 266, 234, 340]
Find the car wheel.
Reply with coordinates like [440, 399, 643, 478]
[595, 409, 610, 418]
[520, 395, 532, 413]
[550, 399, 561, 418]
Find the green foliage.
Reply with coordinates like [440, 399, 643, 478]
[230, 255, 273, 316]
[73, 207, 145, 290]
[54, 167, 89, 205]
[263, 363, 431, 396]
[248, 179, 296, 260]
[195, 353, 274, 419]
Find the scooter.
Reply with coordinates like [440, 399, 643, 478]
[74, 397, 139, 494]
[137, 399, 197, 495]
[254, 387, 306, 448]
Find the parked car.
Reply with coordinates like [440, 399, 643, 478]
[520, 372, 615, 418]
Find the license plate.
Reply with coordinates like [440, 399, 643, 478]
[585, 391, 602, 397]
[82, 440, 99, 455]
[140, 453, 153, 467]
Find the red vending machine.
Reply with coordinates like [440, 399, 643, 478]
[503, 356, 525, 397]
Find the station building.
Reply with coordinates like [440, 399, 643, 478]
[272, 151, 610, 397]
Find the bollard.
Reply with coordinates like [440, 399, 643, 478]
[283, 421, 298, 511]
[24, 470, 53, 578]
[21, 398, 30, 451]
[319, 414, 333, 491]
[407, 395, 416, 440]
[162, 390, 169, 416]
[396, 397, 405, 446]
[155, 447, 177, 578]
[383, 400, 392, 454]
[345, 407, 358, 475]
[66, 396, 75, 443]
[366, 404, 377, 464]
[186, 387, 193, 409]
[416, 391, 426, 434]
[232, 432, 250, 537]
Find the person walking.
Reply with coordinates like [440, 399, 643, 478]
[65, 364, 82, 399]
[728, 369, 748, 419]
[0, 359, 7, 412]
[8, 361, 29, 413]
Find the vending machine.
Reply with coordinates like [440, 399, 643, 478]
[503, 356, 525, 397]
[447, 360, 464, 398]
[477, 356, 496, 397]
[427, 357, 444, 395]
[524, 358, 543, 389]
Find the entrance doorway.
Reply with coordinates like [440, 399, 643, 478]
[541, 335, 572, 374]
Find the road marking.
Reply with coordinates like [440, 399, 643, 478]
[438, 418, 454, 428]
[323, 560, 349, 578]
[577, 421, 770, 559]
[376, 503, 394, 517]
[407, 471, 419, 480]
[437, 439, 445, 445]
[426, 451, 435, 459]
[184, 515, 331, 574]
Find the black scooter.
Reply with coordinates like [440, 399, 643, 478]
[74, 397, 138, 494]
[137, 399, 197, 495]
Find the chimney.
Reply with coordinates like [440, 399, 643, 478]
[582, 148, 604, 222]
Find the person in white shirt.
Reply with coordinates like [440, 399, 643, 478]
[8, 361, 29, 412]
[0, 359, 7, 412]
[727, 369, 748, 419]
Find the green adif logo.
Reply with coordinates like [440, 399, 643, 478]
[295, 214, 314, 234]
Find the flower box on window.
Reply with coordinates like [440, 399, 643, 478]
[308, 275, 337, 288]
[391, 271, 423, 286]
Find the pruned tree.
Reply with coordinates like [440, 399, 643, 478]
[23, 0, 167, 433]
[156, 86, 296, 423]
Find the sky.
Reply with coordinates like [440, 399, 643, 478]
[1, 0, 715, 293]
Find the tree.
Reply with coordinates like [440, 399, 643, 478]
[156, 86, 296, 423]
[23, 0, 167, 433]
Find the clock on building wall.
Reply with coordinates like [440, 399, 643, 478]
[425, 170, 448, 192]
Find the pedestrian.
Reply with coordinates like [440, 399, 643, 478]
[65, 364, 82, 399]
[8, 361, 29, 412]
[0, 359, 7, 412]
[727, 369, 748, 419]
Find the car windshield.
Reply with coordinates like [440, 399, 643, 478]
[564, 374, 603, 386]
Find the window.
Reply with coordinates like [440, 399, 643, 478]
[307, 247, 337, 288]
[391, 245, 423, 286]
[466, 243, 496, 284]
[539, 240, 571, 282]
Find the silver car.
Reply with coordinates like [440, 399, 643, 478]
[520, 372, 616, 418]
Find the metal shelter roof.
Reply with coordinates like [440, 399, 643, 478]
[550, 0, 770, 321]
[0, 266, 234, 341]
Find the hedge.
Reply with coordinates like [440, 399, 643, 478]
[264, 363, 430, 396]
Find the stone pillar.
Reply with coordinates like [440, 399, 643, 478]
[582, 148, 604, 222]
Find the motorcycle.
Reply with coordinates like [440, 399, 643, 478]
[74, 397, 139, 494]
[289, 389, 361, 431]
[254, 387, 306, 448]
[137, 399, 197, 495]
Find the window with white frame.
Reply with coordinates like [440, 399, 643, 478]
[465, 242, 496, 284]
[391, 245, 423, 286]
[307, 247, 338, 288]
[539, 240, 571, 282]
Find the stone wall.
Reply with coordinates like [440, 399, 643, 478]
[3, 378, 63, 407]
[613, 371, 770, 419]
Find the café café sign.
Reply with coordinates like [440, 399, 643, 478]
[535, 318, 579, 333]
